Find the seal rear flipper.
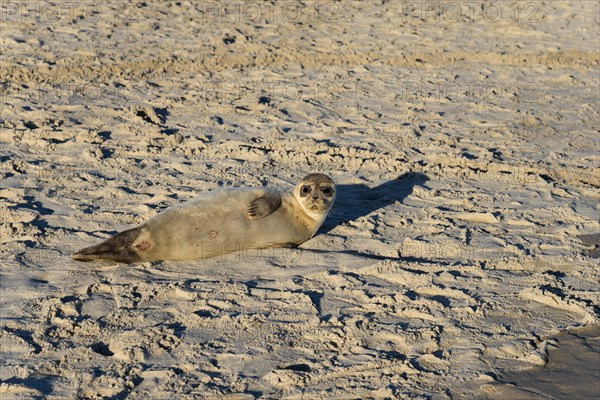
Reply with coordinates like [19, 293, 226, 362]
[73, 226, 146, 263]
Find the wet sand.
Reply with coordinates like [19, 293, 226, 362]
[487, 324, 600, 400]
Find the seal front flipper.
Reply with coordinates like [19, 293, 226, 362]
[247, 191, 282, 220]
[73, 226, 150, 263]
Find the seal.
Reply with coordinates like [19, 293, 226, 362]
[73, 173, 336, 263]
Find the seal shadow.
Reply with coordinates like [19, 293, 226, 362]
[320, 171, 430, 234]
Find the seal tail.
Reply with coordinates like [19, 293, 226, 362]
[73, 227, 144, 263]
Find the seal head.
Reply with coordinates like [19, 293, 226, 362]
[293, 173, 336, 222]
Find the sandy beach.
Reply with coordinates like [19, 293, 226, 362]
[1, 1, 599, 398]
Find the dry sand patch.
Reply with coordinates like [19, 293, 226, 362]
[1, 1, 598, 398]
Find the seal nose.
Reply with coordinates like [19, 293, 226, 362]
[311, 195, 319, 200]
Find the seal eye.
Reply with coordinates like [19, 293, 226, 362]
[322, 187, 333, 196]
[300, 186, 311, 196]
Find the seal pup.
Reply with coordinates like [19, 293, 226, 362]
[73, 173, 335, 263]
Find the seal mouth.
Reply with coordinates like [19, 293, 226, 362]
[306, 199, 328, 211]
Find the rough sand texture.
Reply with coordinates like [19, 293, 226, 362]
[1, 1, 599, 399]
